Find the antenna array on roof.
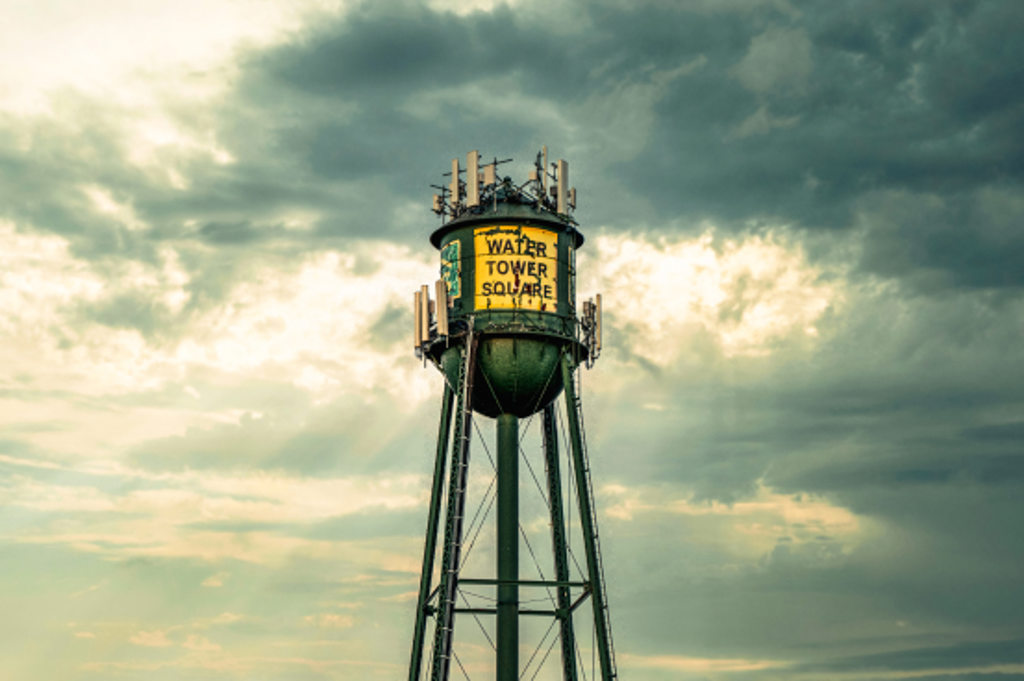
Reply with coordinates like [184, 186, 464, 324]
[432, 147, 577, 222]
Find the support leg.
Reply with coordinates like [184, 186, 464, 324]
[496, 413, 519, 681]
[561, 354, 616, 681]
[543, 404, 579, 681]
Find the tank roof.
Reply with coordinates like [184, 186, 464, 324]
[430, 179, 584, 249]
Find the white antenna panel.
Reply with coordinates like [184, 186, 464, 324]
[435, 279, 448, 336]
[449, 159, 460, 208]
[557, 159, 568, 214]
[419, 284, 431, 344]
[466, 150, 480, 207]
[542, 145, 548, 196]
[483, 162, 496, 186]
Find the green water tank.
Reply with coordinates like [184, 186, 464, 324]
[426, 186, 585, 418]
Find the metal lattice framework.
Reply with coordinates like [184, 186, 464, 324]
[407, 334, 617, 681]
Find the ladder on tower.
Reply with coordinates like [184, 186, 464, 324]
[431, 320, 477, 681]
[570, 368, 618, 680]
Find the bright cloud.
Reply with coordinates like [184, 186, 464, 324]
[182, 634, 221, 652]
[0, 0, 347, 114]
[173, 246, 436, 403]
[622, 652, 787, 672]
[303, 613, 356, 629]
[0, 220, 436, 458]
[130, 629, 173, 647]
[81, 185, 148, 231]
[201, 572, 230, 588]
[3, 456, 425, 564]
[580, 229, 840, 365]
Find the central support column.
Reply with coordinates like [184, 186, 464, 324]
[496, 413, 519, 681]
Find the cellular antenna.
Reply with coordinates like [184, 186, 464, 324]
[556, 158, 569, 215]
[482, 158, 496, 186]
[449, 158, 461, 213]
[466, 150, 480, 208]
[542, 144, 549, 200]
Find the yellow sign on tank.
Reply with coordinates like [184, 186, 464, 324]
[474, 225, 558, 312]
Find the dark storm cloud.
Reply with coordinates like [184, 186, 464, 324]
[0, 88, 355, 295]
[235, 0, 766, 235]
[258, 2, 564, 97]
[613, 1, 1024, 283]
[963, 421, 1024, 442]
[77, 291, 169, 337]
[7, 0, 1017, 291]
[197, 220, 275, 244]
[858, 188, 1024, 289]
[0, 107, 155, 261]
[220, 0, 1024, 290]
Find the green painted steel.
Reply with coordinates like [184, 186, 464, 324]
[543, 404, 579, 681]
[562, 353, 616, 681]
[540, 403, 581, 679]
[458, 578, 587, 588]
[410, 159, 617, 681]
[408, 384, 454, 681]
[474, 336, 563, 417]
[430, 202, 585, 419]
[496, 414, 519, 680]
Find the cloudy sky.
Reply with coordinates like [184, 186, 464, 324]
[2, 0, 1023, 679]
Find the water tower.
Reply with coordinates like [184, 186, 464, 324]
[408, 148, 617, 681]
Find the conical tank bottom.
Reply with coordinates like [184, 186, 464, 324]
[442, 337, 564, 418]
